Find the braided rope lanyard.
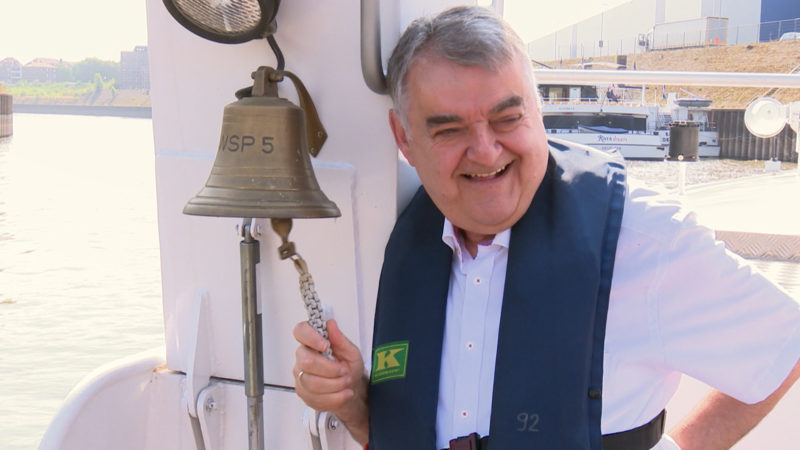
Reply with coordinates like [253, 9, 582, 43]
[271, 218, 334, 360]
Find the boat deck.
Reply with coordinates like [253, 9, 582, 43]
[666, 170, 800, 450]
[683, 170, 799, 235]
[682, 170, 800, 265]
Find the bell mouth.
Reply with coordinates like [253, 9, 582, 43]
[183, 185, 341, 219]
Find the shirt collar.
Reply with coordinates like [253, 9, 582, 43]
[441, 218, 511, 263]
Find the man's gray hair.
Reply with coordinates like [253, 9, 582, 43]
[386, 6, 536, 122]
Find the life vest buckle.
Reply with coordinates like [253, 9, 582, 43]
[449, 432, 482, 450]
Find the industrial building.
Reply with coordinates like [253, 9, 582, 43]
[119, 46, 150, 89]
[528, 0, 800, 62]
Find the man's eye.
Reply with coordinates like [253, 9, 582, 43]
[491, 114, 522, 132]
[494, 114, 522, 125]
[434, 127, 462, 137]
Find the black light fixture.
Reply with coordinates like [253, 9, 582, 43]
[163, 0, 280, 44]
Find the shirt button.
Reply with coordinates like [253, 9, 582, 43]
[460, 410, 469, 418]
[474, 277, 482, 285]
[466, 342, 475, 351]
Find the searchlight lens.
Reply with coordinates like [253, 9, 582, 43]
[163, 0, 280, 44]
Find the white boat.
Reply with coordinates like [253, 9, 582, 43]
[540, 83, 720, 159]
[37, 2, 794, 449]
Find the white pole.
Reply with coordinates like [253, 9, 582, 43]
[794, 131, 800, 177]
[678, 162, 687, 195]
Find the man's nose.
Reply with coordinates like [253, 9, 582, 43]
[466, 122, 501, 165]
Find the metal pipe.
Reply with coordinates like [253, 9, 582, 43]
[678, 162, 687, 195]
[532, 69, 800, 88]
[241, 221, 265, 450]
[795, 135, 800, 175]
[360, 0, 388, 94]
[491, 0, 504, 15]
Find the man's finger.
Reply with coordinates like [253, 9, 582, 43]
[295, 384, 355, 413]
[326, 319, 362, 362]
[296, 370, 352, 395]
[294, 345, 346, 378]
[293, 321, 330, 353]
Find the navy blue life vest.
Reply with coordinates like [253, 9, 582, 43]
[368, 140, 627, 449]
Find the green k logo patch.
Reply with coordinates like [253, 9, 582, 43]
[371, 341, 409, 384]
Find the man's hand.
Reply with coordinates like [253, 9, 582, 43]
[293, 319, 369, 445]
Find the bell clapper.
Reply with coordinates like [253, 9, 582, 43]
[271, 218, 334, 360]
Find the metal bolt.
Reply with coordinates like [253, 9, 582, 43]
[205, 397, 217, 412]
[327, 415, 339, 431]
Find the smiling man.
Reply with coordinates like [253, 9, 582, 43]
[388, 50, 547, 257]
[292, 6, 800, 450]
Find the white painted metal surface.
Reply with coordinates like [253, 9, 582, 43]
[41, 0, 463, 448]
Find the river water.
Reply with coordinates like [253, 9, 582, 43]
[0, 113, 164, 449]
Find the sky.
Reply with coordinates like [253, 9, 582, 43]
[0, 0, 627, 64]
[0, 0, 149, 63]
[499, 0, 629, 43]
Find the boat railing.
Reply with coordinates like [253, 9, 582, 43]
[543, 97, 648, 108]
[548, 128, 651, 135]
[543, 97, 600, 104]
[533, 69, 800, 89]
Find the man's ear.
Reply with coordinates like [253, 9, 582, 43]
[389, 109, 415, 166]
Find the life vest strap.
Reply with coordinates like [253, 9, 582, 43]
[443, 409, 666, 450]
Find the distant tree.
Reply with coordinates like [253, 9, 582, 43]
[72, 58, 120, 83]
[56, 63, 73, 82]
[93, 73, 104, 95]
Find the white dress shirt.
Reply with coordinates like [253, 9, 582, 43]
[434, 182, 800, 449]
[437, 224, 509, 446]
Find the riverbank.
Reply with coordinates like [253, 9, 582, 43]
[13, 104, 151, 118]
[3, 85, 152, 118]
[5, 84, 150, 107]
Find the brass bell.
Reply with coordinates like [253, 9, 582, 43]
[184, 66, 340, 219]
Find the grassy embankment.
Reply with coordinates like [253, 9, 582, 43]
[0, 80, 150, 107]
[542, 39, 800, 109]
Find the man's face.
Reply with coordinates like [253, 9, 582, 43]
[389, 52, 549, 237]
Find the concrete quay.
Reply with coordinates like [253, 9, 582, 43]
[0, 93, 11, 137]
